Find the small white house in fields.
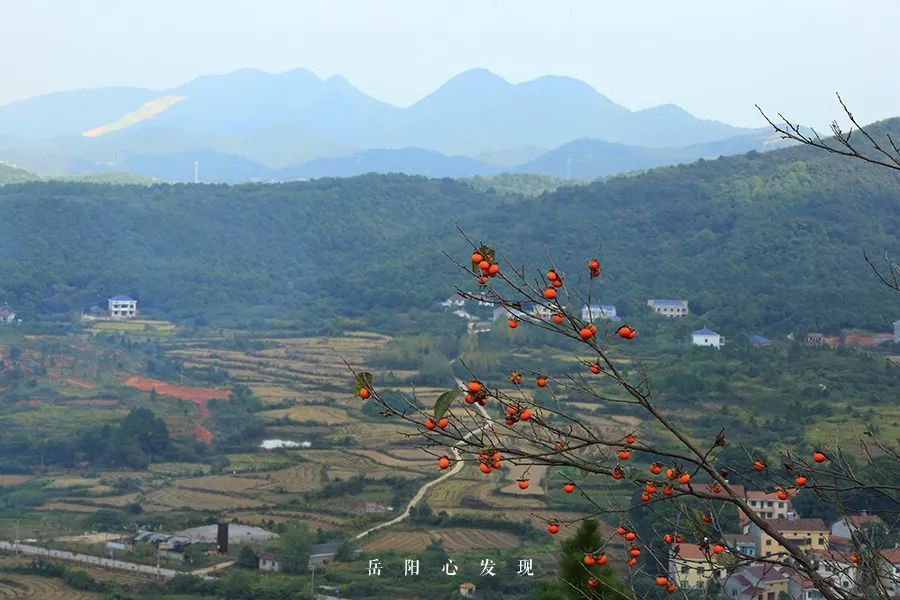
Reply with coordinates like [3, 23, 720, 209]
[691, 327, 722, 348]
[256, 551, 280, 571]
[108, 294, 138, 319]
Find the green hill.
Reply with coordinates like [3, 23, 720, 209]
[0, 162, 38, 185]
[0, 120, 898, 334]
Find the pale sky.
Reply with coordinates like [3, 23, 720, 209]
[1, 0, 897, 128]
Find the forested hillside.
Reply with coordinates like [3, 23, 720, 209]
[1, 121, 898, 334]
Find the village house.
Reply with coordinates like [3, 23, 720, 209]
[493, 304, 530, 322]
[877, 548, 900, 598]
[459, 581, 477, 597]
[692, 327, 722, 348]
[439, 295, 466, 309]
[723, 533, 758, 557]
[894, 319, 900, 344]
[669, 543, 723, 590]
[532, 304, 555, 321]
[0, 308, 15, 324]
[748, 518, 829, 558]
[647, 299, 689, 317]
[722, 563, 792, 600]
[745, 489, 794, 520]
[830, 513, 884, 540]
[811, 549, 858, 594]
[469, 321, 492, 335]
[806, 332, 839, 348]
[108, 294, 138, 319]
[788, 575, 825, 600]
[256, 551, 280, 572]
[844, 330, 895, 347]
[580, 304, 617, 321]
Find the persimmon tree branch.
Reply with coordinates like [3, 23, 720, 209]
[349, 236, 898, 600]
[756, 93, 900, 172]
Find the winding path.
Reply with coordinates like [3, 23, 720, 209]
[354, 376, 492, 540]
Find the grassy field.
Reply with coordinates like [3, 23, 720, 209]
[258, 405, 350, 424]
[144, 487, 272, 511]
[362, 527, 522, 552]
[89, 319, 176, 336]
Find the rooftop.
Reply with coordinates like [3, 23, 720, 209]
[582, 304, 616, 311]
[746, 489, 797, 501]
[311, 542, 341, 556]
[732, 562, 792, 585]
[832, 514, 884, 528]
[650, 299, 687, 307]
[109, 294, 135, 301]
[724, 533, 756, 544]
[765, 518, 828, 532]
[692, 327, 719, 336]
[256, 551, 278, 561]
[673, 543, 707, 561]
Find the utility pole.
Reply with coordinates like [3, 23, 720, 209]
[310, 563, 316, 598]
[14, 520, 20, 555]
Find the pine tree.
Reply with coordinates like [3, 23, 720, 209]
[558, 519, 631, 600]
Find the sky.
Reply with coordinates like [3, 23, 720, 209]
[1, 0, 898, 128]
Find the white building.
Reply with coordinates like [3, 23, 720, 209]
[493, 304, 531, 322]
[745, 490, 793, 519]
[0, 308, 15, 324]
[108, 294, 138, 319]
[811, 550, 858, 595]
[439, 295, 465, 309]
[647, 299, 689, 317]
[580, 304, 617, 322]
[256, 551, 280, 571]
[878, 549, 900, 598]
[691, 327, 722, 348]
[532, 305, 555, 321]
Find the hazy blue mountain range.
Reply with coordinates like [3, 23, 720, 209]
[0, 68, 779, 181]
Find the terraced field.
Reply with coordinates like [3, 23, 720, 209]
[168, 332, 394, 401]
[237, 464, 324, 494]
[499, 464, 548, 496]
[174, 474, 270, 494]
[144, 487, 271, 511]
[438, 528, 521, 550]
[362, 527, 521, 552]
[302, 449, 428, 480]
[0, 575, 96, 599]
[427, 474, 546, 510]
[362, 530, 435, 552]
[259, 405, 350, 424]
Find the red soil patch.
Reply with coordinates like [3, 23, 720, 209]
[123, 376, 229, 403]
[124, 376, 229, 444]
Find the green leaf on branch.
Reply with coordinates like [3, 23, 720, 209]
[477, 244, 495, 262]
[353, 372, 374, 395]
[433, 389, 459, 419]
